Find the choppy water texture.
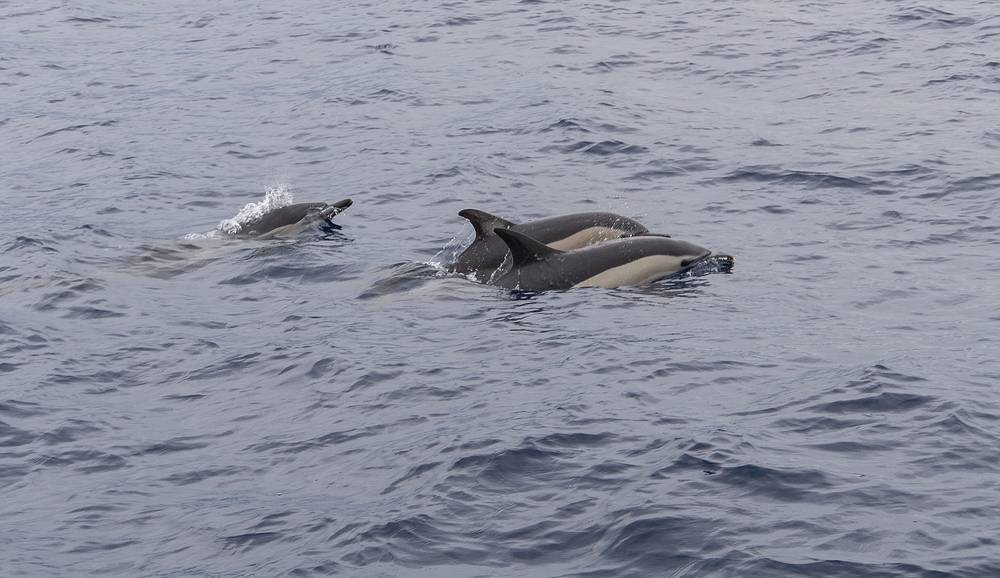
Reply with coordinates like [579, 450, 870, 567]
[3, 1, 1000, 576]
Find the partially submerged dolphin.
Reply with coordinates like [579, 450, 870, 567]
[451, 209, 651, 280]
[491, 228, 716, 291]
[239, 199, 352, 238]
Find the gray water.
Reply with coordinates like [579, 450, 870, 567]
[3, 1, 1000, 576]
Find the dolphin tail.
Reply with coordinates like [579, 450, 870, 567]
[493, 228, 562, 265]
[458, 209, 515, 238]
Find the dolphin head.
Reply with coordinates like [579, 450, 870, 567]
[318, 198, 352, 224]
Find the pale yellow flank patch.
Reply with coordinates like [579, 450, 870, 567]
[547, 227, 628, 251]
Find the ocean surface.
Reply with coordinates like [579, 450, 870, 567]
[3, 1, 1000, 576]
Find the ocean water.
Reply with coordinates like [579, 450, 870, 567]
[3, 1, 1000, 576]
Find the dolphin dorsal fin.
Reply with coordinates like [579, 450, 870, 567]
[493, 228, 562, 265]
[458, 209, 515, 238]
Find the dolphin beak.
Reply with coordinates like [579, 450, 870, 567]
[318, 199, 353, 224]
[324, 198, 352, 216]
[681, 253, 712, 269]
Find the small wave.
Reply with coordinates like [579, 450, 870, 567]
[810, 391, 935, 414]
[600, 514, 720, 575]
[4, 236, 58, 254]
[34, 449, 127, 473]
[589, 55, 640, 72]
[720, 166, 875, 189]
[892, 6, 976, 29]
[946, 172, 1000, 194]
[450, 444, 566, 492]
[61, 306, 126, 320]
[63, 16, 112, 23]
[123, 241, 228, 280]
[848, 37, 894, 56]
[225, 149, 283, 160]
[357, 262, 448, 300]
[551, 140, 649, 156]
[0, 421, 35, 448]
[247, 427, 382, 455]
[924, 73, 981, 86]
[339, 514, 490, 567]
[540, 118, 591, 133]
[162, 466, 247, 485]
[32, 277, 105, 312]
[66, 540, 137, 554]
[627, 167, 684, 181]
[219, 263, 357, 286]
[368, 88, 419, 103]
[726, 558, 947, 578]
[223, 532, 283, 551]
[382, 461, 443, 495]
[436, 16, 481, 27]
[0, 363, 20, 373]
[30, 120, 116, 143]
[714, 463, 835, 501]
[216, 185, 294, 235]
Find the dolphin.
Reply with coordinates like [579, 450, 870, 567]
[240, 199, 352, 238]
[451, 209, 651, 280]
[490, 228, 715, 291]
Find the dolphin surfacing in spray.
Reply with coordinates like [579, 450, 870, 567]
[239, 199, 353, 238]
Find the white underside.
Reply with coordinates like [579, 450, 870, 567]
[573, 255, 688, 288]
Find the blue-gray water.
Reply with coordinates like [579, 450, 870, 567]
[3, 1, 1000, 576]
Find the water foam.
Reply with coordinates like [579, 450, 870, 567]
[216, 185, 294, 235]
[429, 229, 475, 268]
[181, 230, 224, 242]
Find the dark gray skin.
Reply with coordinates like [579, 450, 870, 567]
[490, 228, 713, 291]
[240, 198, 352, 237]
[451, 209, 651, 280]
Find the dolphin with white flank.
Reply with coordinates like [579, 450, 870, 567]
[451, 209, 651, 280]
[240, 199, 352, 238]
[490, 228, 717, 291]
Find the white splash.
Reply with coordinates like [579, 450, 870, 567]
[429, 228, 475, 268]
[216, 185, 294, 235]
[181, 230, 224, 242]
